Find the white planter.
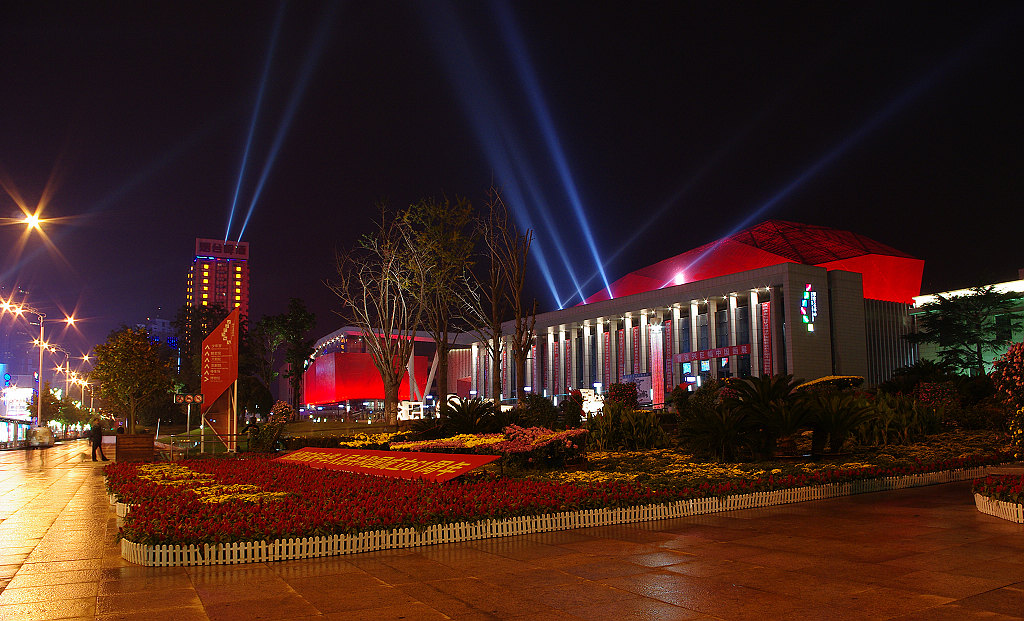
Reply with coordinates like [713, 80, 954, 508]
[974, 493, 1024, 523]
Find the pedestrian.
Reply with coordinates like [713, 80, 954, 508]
[90, 417, 108, 462]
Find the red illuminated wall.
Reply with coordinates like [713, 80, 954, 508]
[303, 352, 429, 405]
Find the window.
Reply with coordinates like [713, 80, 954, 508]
[715, 309, 729, 348]
[996, 314, 1013, 342]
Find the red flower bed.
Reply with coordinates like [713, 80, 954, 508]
[973, 474, 1024, 504]
[107, 458, 673, 546]
[107, 453, 1006, 546]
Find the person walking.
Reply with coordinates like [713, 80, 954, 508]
[90, 417, 108, 462]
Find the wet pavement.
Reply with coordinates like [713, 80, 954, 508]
[0, 440, 1022, 620]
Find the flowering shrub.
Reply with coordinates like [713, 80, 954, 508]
[1009, 407, 1024, 459]
[973, 474, 1024, 505]
[607, 382, 640, 410]
[992, 341, 1024, 410]
[389, 434, 506, 453]
[282, 431, 411, 451]
[391, 426, 587, 466]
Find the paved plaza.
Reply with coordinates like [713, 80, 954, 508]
[0, 440, 1022, 620]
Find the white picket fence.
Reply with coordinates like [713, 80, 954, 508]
[974, 493, 1024, 524]
[114, 465, 997, 567]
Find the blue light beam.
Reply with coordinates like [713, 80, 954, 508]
[236, 1, 340, 243]
[493, 0, 612, 299]
[225, 2, 286, 242]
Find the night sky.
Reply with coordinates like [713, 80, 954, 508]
[2, 1, 1022, 358]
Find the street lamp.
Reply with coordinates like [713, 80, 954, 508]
[0, 299, 76, 428]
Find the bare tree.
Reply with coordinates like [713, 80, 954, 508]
[328, 206, 424, 426]
[487, 189, 537, 400]
[403, 197, 476, 412]
[461, 188, 537, 403]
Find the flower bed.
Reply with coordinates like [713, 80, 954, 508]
[114, 464, 996, 566]
[972, 474, 1024, 523]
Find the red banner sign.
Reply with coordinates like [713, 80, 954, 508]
[274, 448, 499, 482]
[761, 302, 773, 376]
[673, 343, 751, 363]
[201, 308, 240, 414]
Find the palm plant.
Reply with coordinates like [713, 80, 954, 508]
[810, 393, 876, 454]
[677, 403, 754, 461]
[722, 374, 806, 458]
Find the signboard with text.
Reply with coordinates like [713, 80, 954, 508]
[201, 308, 240, 414]
[672, 343, 751, 363]
[274, 448, 500, 482]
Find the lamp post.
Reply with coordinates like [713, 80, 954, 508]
[0, 300, 77, 428]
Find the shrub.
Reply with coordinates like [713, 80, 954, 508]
[247, 401, 293, 452]
[516, 394, 559, 429]
[810, 393, 875, 454]
[878, 360, 956, 395]
[442, 397, 501, 435]
[677, 403, 752, 461]
[723, 374, 807, 458]
[618, 408, 669, 450]
[585, 402, 623, 452]
[992, 341, 1024, 410]
[558, 390, 584, 429]
[856, 392, 940, 446]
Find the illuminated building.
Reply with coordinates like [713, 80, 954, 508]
[456, 220, 924, 404]
[302, 328, 474, 415]
[186, 238, 250, 318]
[304, 220, 926, 410]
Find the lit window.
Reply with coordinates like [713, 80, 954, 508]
[202, 278, 208, 283]
[203, 264, 209, 269]
[202, 301, 208, 306]
[202, 294, 208, 298]
[235, 302, 240, 307]
[235, 288, 240, 294]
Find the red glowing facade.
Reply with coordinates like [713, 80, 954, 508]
[584, 220, 923, 304]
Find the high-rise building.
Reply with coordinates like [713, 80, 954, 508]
[186, 238, 250, 318]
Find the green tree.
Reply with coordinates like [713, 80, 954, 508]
[404, 196, 476, 411]
[907, 285, 1023, 376]
[272, 298, 316, 412]
[27, 381, 61, 427]
[88, 327, 174, 434]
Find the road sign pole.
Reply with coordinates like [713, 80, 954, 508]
[185, 403, 191, 459]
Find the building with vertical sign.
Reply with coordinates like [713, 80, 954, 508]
[186, 238, 250, 318]
[451, 220, 924, 405]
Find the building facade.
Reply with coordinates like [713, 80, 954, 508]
[186, 238, 250, 318]
[459, 221, 924, 405]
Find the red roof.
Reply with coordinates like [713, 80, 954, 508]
[584, 220, 923, 304]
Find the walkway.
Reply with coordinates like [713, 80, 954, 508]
[0, 441, 1022, 620]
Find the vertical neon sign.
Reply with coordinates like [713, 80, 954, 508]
[801, 283, 818, 332]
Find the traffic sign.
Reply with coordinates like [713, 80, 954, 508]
[174, 393, 205, 404]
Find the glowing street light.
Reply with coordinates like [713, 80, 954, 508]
[0, 298, 78, 427]
[22, 213, 43, 230]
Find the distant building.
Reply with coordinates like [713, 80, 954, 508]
[186, 238, 250, 318]
[137, 316, 177, 350]
[911, 275, 1024, 375]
